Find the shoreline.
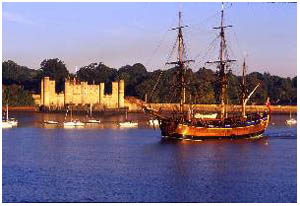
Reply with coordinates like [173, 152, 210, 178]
[3, 104, 297, 114]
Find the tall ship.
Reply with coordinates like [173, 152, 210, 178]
[144, 3, 270, 140]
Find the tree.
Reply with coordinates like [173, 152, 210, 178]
[2, 59, 297, 105]
[76, 62, 117, 93]
[2, 85, 34, 106]
[2, 60, 40, 92]
[39, 58, 69, 92]
[116, 63, 149, 97]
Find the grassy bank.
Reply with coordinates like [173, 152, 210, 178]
[2, 104, 297, 114]
[2, 106, 38, 112]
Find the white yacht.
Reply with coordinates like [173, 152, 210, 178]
[44, 120, 59, 124]
[86, 119, 101, 124]
[286, 118, 297, 125]
[2, 121, 13, 128]
[3, 104, 18, 127]
[119, 121, 138, 128]
[64, 120, 85, 127]
[119, 108, 138, 128]
[286, 103, 297, 125]
[149, 119, 160, 126]
[85, 105, 101, 124]
[63, 106, 85, 127]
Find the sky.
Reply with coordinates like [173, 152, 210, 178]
[2, 2, 297, 77]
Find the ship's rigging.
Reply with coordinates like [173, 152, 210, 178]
[165, 11, 195, 113]
[149, 3, 238, 114]
[143, 3, 270, 140]
[206, 3, 236, 120]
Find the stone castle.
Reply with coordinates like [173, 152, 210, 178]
[34, 77, 125, 109]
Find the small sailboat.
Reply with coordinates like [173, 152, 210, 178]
[44, 120, 59, 124]
[119, 108, 138, 128]
[85, 104, 101, 124]
[2, 121, 13, 128]
[286, 118, 296, 125]
[86, 119, 101, 123]
[286, 102, 296, 125]
[63, 106, 85, 127]
[119, 121, 138, 127]
[3, 103, 18, 128]
[149, 119, 160, 126]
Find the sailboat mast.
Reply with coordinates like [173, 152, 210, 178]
[241, 59, 247, 117]
[6, 102, 8, 120]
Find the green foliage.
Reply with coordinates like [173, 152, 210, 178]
[2, 60, 40, 92]
[76, 62, 117, 93]
[2, 85, 34, 106]
[2, 60, 297, 106]
[39, 58, 69, 92]
[116, 63, 149, 97]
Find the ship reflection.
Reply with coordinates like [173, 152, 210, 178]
[158, 135, 270, 200]
[160, 135, 269, 145]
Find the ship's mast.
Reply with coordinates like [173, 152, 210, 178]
[241, 58, 247, 117]
[206, 3, 235, 120]
[241, 58, 260, 118]
[166, 11, 194, 113]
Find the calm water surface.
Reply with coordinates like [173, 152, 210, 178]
[2, 112, 297, 202]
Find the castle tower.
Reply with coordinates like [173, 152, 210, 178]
[112, 82, 119, 108]
[64, 78, 72, 105]
[49, 79, 56, 105]
[81, 81, 88, 105]
[43, 77, 50, 107]
[118, 80, 125, 108]
[40, 78, 44, 106]
[99, 83, 105, 104]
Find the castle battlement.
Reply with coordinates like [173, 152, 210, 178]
[36, 77, 125, 109]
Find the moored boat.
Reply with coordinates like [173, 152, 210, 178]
[149, 119, 160, 126]
[85, 119, 101, 124]
[64, 120, 85, 127]
[119, 121, 138, 128]
[2, 121, 13, 128]
[63, 105, 85, 127]
[44, 120, 59, 124]
[3, 103, 18, 127]
[8, 118, 18, 127]
[285, 101, 296, 125]
[286, 118, 297, 125]
[119, 108, 138, 128]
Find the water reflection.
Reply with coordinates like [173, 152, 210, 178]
[2, 112, 297, 202]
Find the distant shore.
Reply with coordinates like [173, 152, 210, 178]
[2, 106, 38, 112]
[3, 104, 297, 114]
[146, 104, 297, 114]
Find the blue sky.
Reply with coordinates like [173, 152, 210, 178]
[2, 2, 297, 77]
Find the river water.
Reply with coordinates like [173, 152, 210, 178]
[2, 112, 297, 203]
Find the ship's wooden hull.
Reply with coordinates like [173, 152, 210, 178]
[160, 115, 270, 140]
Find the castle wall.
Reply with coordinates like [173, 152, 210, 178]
[48, 80, 56, 106]
[43, 77, 50, 107]
[33, 94, 41, 105]
[40, 79, 43, 106]
[118, 80, 125, 108]
[37, 77, 125, 109]
[57, 93, 65, 107]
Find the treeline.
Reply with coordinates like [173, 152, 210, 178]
[2, 59, 297, 106]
